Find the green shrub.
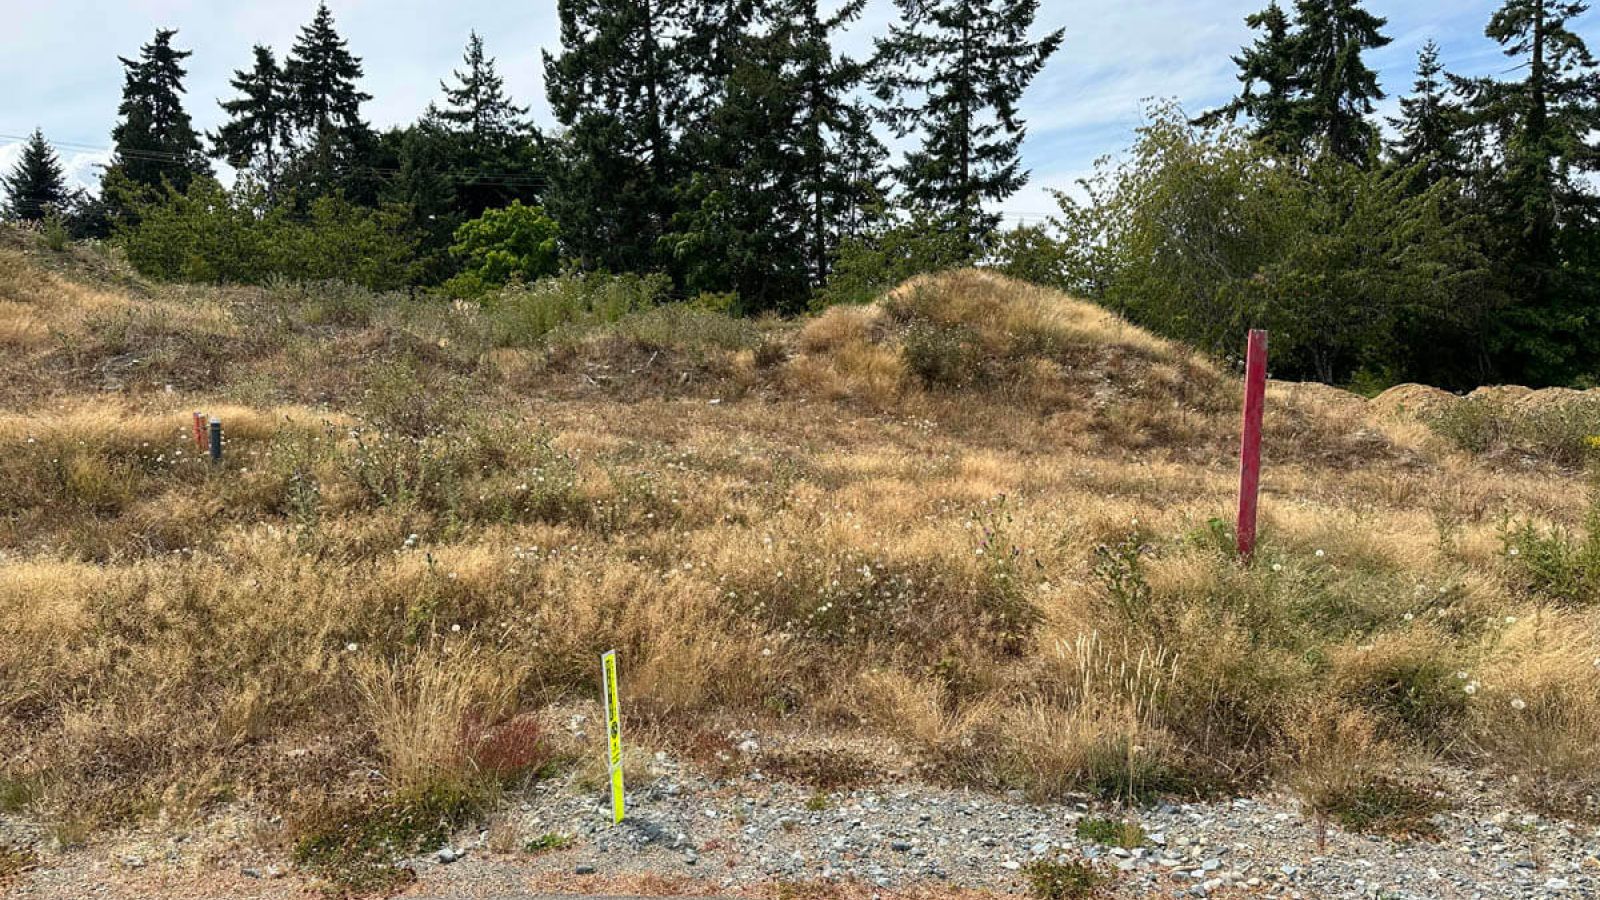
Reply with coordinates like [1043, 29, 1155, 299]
[523, 833, 571, 853]
[816, 211, 977, 309]
[1428, 395, 1600, 468]
[902, 321, 981, 387]
[1024, 859, 1107, 900]
[1499, 518, 1600, 607]
[292, 782, 481, 894]
[1074, 817, 1146, 848]
[118, 179, 420, 290]
[444, 201, 560, 297]
[1318, 776, 1444, 841]
[488, 272, 670, 347]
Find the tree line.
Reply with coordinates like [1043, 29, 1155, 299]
[3, 1, 1059, 311]
[5, 0, 1599, 389]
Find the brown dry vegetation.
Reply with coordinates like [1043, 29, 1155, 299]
[3, 230, 1600, 872]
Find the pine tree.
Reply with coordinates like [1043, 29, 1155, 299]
[1193, 3, 1301, 153]
[282, 2, 375, 200]
[429, 32, 530, 145]
[1454, 0, 1600, 382]
[543, 0, 693, 273]
[1289, 0, 1391, 164]
[1386, 41, 1467, 186]
[781, 0, 886, 286]
[2, 129, 70, 221]
[106, 28, 209, 197]
[875, 0, 1064, 252]
[211, 45, 290, 190]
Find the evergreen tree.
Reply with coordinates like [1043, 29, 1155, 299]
[106, 28, 209, 198]
[282, 2, 376, 201]
[1194, 2, 1301, 153]
[211, 45, 290, 191]
[1386, 41, 1467, 185]
[668, 0, 885, 309]
[875, 0, 1064, 252]
[2, 129, 70, 221]
[1454, 0, 1600, 382]
[785, 0, 887, 286]
[543, 0, 693, 273]
[1289, 0, 1391, 164]
[428, 32, 530, 145]
[418, 32, 546, 234]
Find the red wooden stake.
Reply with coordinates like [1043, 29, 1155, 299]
[1236, 329, 1268, 560]
[192, 411, 206, 452]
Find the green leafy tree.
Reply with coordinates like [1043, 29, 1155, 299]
[990, 223, 1070, 289]
[444, 201, 561, 296]
[117, 177, 418, 290]
[1193, 3, 1301, 153]
[875, 0, 1064, 252]
[1289, 0, 1391, 164]
[282, 2, 376, 201]
[543, 0, 692, 274]
[1055, 103, 1491, 385]
[1454, 0, 1600, 383]
[116, 178, 272, 283]
[2, 129, 70, 222]
[105, 27, 209, 212]
[211, 45, 291, 192]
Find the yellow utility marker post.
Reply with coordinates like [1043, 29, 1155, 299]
[601, 650, 625, 824]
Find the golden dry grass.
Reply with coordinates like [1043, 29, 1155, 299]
[3, 233, 1600, 855]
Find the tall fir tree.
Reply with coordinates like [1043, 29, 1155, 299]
[875, 0, 1064, 252]
[428, 32, 530, 145]
[1288, 0, 1391, 164]
[785, 0, 886, 286]
[1454, 0, 1600, 382]
[1386, 41, 1467, 187]
[211, 45, 291, 192]
[1203, 0, 1390, 162]
[543, 0, 693, 274]
[282, 2, 376, 201]
[106, 28, 209, 201]
[1193, 3, 1301, 153]
[2, 129, 70, 221]
[668, 0, 885, 309]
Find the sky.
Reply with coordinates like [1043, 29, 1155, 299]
[0, 1, 1584, 222]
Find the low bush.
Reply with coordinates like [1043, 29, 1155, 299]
[1428, 394, 1600, 468]
[1024, 859, 1107, 900]
[291, 782, 481, 894]
[487, 272, 670, 347]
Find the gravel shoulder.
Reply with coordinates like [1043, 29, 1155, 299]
[5, 743, 1599, 900]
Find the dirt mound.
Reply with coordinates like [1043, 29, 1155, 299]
[1370, 383, 1461, 420]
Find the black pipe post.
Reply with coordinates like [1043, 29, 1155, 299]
[208, 417, 223, 463]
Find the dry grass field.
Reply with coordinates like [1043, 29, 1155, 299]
[2, 225, 1599, 887]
